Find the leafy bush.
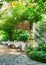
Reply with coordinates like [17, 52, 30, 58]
[19, 35, 28, 42]
[37, 42, 46, 51]
[12, 30, 30, 42]
[27, 41, 46, 52]
[0, 2, 3, 8]
[26, 46, 33, 53]
[28, 51, 46, 63]
[0, 30, 8, 41]
[27, 41, 46, 63]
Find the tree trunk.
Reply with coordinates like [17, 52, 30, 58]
[29, 21, 33, 35]
[32, 22, 36, 43]
[29, 22, 36, 44]
[29, 22, 33, 30]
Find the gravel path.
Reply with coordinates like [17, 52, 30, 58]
[0, 45, 46, 65]
[0, 52, 46, 65]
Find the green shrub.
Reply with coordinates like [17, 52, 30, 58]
[27, 41, 46, 63]
[37, 42, 46, 51]
[28, 51, 46, 63]
[12, 30, 30, 42]
[26, 41, 46, 52]
[0, 30, 8, 41]
[19, 35, 28, 42]
[0, 3, 3, 8]
[26, 46, 33, 53]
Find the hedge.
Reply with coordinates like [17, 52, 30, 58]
[28, 51, 46, 63]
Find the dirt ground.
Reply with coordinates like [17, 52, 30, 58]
[0, 48, 22, 55]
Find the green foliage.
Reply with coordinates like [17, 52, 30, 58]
[34, 0, 46, 3]
[26, 46, 34, 53]
[22, 2, 43, 23]
[12, 30, 30, 42]
[0, 0, 46, 40]
[34, 0, 46, 14]
[4, 0, 17, 2]
[37, 42, 46, 51]
[27, 41, 46, 52]
[0, 2, 3, 8]
[28, 51, 46, 63]
[0, 9, 15, 31]
[0, 30, 8, 41]
[27, 41, 46, 62]
[11, 2, 25, 22]
[0, 1, 26, 40]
